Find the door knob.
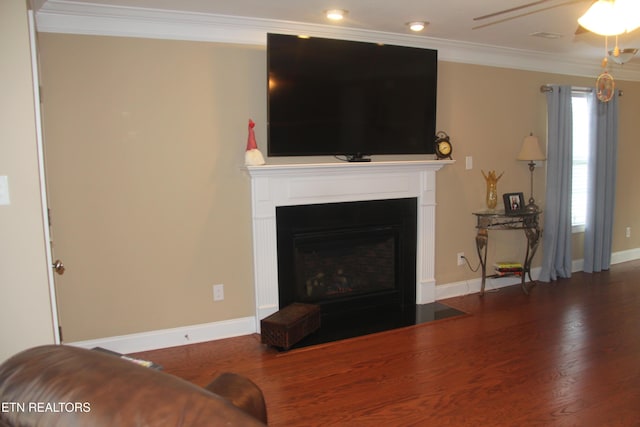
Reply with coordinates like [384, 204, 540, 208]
[52, 259, 65, 275]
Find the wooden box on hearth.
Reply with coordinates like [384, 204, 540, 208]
[260, 303, 321, 350]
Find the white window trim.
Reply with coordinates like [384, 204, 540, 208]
[571, 90, 590, 234]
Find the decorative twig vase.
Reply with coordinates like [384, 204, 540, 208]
[482, 170, 504, 210]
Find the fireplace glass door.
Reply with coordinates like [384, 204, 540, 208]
[293, 226, 397, 303]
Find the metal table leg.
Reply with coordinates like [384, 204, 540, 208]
[476, 229, 488, 296]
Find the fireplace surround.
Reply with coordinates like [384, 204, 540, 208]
[246, 160, 452, 331]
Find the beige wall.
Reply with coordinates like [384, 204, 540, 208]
[613, 82, 640, 252]
[36, 33, 640, 342]
[435, 64, 640, 283]
[38, 35, 262, 341]
[0, 1, 56, 362]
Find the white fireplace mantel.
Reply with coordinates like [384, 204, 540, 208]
[245, 160, 453, 330]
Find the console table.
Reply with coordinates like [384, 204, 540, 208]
[473, 210, 541, 296]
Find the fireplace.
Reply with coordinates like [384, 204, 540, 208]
[276, 198, 417, 324]
[245, 160, 452, 331]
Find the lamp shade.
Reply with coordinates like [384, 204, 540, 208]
[517, 134, 546, 161]
[578, 0, 640, 36]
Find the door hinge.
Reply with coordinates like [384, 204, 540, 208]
[47, 208, 51, 226]
[58, 325, 63, 342]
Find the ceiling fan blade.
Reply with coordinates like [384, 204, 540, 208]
[473, 0, 554, 21]
[471, 0, 597, 34]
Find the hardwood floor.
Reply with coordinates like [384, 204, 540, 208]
[132, 260, 640, 426]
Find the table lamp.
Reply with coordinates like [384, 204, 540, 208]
[517, 133, 546, 212]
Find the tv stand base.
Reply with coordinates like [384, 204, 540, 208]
[346, 153, 371, 162]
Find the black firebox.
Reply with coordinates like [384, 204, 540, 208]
[276, 198, 417, 329]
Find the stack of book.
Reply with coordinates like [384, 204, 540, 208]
[494, 262, 523, 277]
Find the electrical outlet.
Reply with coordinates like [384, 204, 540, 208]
[213, 284, 224, 301]
[457, 252, 465, 266]
[626, 227, 631, 238]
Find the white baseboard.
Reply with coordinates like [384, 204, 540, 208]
[611, 248, 640, 265]
[69, 316, 256, 354]
[571, 248, 640, 273]
[435, 267, 542, 300]
[417, 279, 436, 304]
[68, 249, 639, 355]
[437, 248, 639, 301]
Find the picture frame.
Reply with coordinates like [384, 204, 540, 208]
[503, 192, 525, 214]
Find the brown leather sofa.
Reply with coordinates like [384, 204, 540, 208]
[0, 345, 267, 426]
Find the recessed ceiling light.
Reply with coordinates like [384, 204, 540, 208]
[407, 21, 428, 32]
[325, 9, 348, 21]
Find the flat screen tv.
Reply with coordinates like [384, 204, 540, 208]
[267, 33, 438, 161]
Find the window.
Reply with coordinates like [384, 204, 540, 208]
[571, 92, 591, 231]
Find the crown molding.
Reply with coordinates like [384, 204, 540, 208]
[36, 0, 640, 81]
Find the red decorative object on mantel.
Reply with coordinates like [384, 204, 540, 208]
[245, 119, 265, 166]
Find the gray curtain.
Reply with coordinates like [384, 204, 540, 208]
[539, 85, 573, 282]
[583, 92, 619, 272]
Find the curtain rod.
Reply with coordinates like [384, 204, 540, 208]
[540, 85, 624, 96]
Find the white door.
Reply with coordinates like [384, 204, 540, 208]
[28, 10, 61, 344]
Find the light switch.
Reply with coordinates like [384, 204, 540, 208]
[465, 156, 473, 170]
[0, 176, 10, 205]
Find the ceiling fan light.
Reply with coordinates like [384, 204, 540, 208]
[578, 0, 640, 35]
[578, 0, 625, 36]
[615, 0, 640, 32]
[608, 48, 639, 64]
